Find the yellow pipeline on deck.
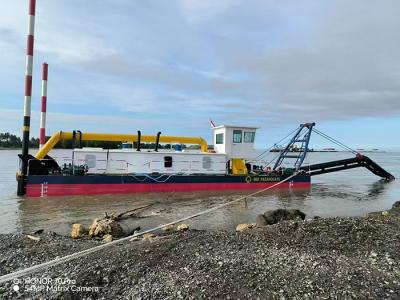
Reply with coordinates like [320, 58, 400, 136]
[35, 131, 208, 160]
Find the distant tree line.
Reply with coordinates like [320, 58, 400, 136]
[0, 132, 124, 149]
[0, 132, 34, 148]
[0, 132, 200, 150]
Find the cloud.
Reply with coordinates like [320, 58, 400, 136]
[177, 0, 238, 24]
[0, 108, 207, 136]
[0, 0, 399, 144]
[204, 0, 400, 123]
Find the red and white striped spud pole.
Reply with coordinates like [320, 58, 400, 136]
[18, 0, 36, 195]
[39, 63, 48, 148]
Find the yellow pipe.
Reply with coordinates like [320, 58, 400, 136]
[35, 131, 208, 159]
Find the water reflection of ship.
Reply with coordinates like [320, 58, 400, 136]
[17, 187, 312, 235]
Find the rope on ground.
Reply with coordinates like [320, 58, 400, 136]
[0, 172, 300, 284]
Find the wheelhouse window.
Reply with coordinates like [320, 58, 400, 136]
[233, 130, 242, 143]
[216, 133, 224, 144]
[244, 132, 255, 143]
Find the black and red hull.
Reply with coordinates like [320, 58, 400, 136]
[25, 173, 311, 197]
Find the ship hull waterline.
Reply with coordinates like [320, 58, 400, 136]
[25, 174, 311, 197]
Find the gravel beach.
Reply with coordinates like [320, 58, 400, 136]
[0, 204, 399, 299]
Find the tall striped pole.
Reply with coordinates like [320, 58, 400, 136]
[18, 0, 36, 196]
[40, 63, 48, 148]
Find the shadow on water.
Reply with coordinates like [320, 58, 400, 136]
[311, 178, 391, 202]
[17, 187, 312, 235]
[365, 180, 390, 199]
[304, 178, 396, 218]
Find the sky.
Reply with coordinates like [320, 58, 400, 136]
[0, 0, 399, 149]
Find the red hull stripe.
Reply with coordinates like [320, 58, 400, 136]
[26, 182, 311, 197]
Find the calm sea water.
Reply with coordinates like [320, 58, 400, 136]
[0, 149, 399, 235]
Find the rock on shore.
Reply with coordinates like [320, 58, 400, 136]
[0, 209, 400, 299]
[256, 208, 306, 226]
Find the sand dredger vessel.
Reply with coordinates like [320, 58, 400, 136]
[16, 122, 394, 197]
[15, 0, 394, 197]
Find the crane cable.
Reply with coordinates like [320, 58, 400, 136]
[253, 127, 300, 161]
[312, 128, 358, 154]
